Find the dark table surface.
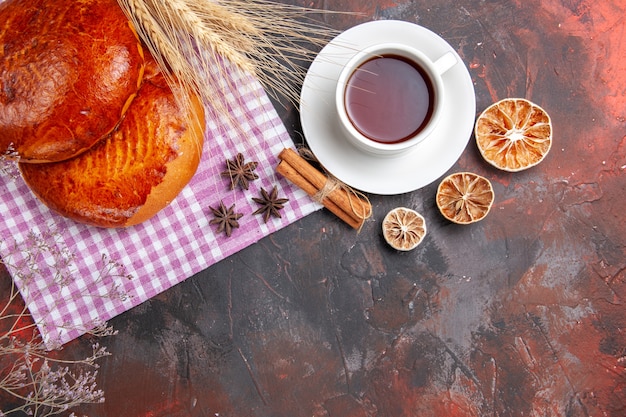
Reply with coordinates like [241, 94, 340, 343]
[3, 0, 626, 416]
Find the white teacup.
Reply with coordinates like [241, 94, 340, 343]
[336, 43, 458, 156]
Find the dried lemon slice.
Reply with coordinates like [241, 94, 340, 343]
[436, 172, 494, 224]
[475, 98, 552, 171]
[382, 207, 426, 251]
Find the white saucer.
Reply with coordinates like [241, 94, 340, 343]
[299, 20, 476, 195]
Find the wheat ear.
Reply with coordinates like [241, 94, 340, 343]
[117, 0, 341, 149]
[161, 0, 256, 75]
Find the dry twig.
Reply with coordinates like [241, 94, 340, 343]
[0, 227, 124, 416]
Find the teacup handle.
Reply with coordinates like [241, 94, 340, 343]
[433, 51, 458, 75]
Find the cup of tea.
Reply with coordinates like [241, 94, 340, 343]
[335, 43, 458, 156]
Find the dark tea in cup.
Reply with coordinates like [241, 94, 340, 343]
[344, 54, 435, 144]
[335, 43, 457, 156]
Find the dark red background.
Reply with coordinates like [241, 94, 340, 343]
[2, 0, 625, 416]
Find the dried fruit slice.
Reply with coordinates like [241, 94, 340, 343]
[436, 172, 494, 224]
[475, 98, 552, 171]
[382, 207, 426, 251]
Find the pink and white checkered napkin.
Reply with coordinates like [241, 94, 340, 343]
[0, 70, 320, 348]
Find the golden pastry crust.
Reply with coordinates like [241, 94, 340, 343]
[0, 0, 145, 162]
[20, 57, 205, 228]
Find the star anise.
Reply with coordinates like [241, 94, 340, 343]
[252, 186, 289, 223]
[209, 200, 243, 237]
[221, 153, 258, 190]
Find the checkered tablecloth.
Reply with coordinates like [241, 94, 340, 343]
[0, 69, 320, 348]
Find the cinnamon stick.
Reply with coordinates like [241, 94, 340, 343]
[277, 160, 361, 229]
[277, 148, 371, 229]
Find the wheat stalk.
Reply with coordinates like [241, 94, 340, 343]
[211, 1, 342, 103]
[122, 0, 185, 75]
[116, 0, 340, 141]
[149, 0, 256, 75]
